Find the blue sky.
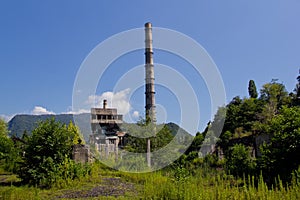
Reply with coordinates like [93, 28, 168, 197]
[0, 1, 299, 134]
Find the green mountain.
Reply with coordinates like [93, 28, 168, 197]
[8, 114, 192, 143]
[8, 114, 91, 140]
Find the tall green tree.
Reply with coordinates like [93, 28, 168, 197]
[258, 106, 300, 183]
[259, 81, 290, 122]
[0, 119, 15, 170]
[248, 80, 258, 98]
[18, 119, 87, 187]
[0, 119, 22, 173]
[260, 81, 289, 106]
[297, 70, 300, 98]
[67, 121, 85, 144]
[292, 70, 300, 106]
[221, 96, 263, 138]
[0, 118, 8, 137]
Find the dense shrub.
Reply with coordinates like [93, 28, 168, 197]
[17, 119, 88, 187]
[225, 144, 256, 177]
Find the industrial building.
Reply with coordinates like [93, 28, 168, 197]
[89, 100, 126, 157]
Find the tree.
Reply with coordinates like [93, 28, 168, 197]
[248, 80, 258, 98]
[221, 96, 263, 141]
[225, 144, 255, 177]
[258, 106, 300, 183]
[259, 81, 290, 122]
[67, 121, 85, 144]
[260, 81, 289, 107]
[186, 131, 205, 154]
[125, 122, 173, 153]
[0, 119, 16, 171]
[0, 118, 8, 137]
[151, 125, 173, 151]
[210, 106, 226, 139]
[18, 119, 87, 187]
[239, 98, 263, 131]
[297, 70, 300, 98]
[292, 70, 300, 106]
[223, 96, 242, 135]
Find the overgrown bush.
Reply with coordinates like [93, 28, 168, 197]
[0, 119, 22, 173]
[17, 118, 88, 188]
[225, 144, 256, 177]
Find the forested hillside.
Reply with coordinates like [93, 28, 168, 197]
[185, 73, 300, 184]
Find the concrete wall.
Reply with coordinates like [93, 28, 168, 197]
[72, 144, 90, 163]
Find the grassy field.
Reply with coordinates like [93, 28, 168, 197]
[0, 163, 299, 199]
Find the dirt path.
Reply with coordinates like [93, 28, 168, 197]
[56, 177, 136, 199]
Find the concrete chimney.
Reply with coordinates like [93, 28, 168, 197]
[103, 99, 107, 109]
[144, 22, 156, 123]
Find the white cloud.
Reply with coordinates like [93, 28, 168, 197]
[32, 106, 55, 115]
[132, 111, 139, 118]
[61, 109, 90, 115]
[0, 114, 15, 122]
[86, 88, 131, 114]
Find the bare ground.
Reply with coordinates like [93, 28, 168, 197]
[56, 177, 136, 199]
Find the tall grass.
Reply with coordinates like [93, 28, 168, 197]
[0, 162, 299, 199]
[141, 167, 300, 200]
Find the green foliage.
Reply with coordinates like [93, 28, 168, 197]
[218, 96, 263, 154]
[0, 119, 21, 172]
[173, 165, 190, 182]
[2, 74, 300, 197]
[210, 106, 226, 138]
[125, 123, 173, 153]
[257, 81, 290, 124]
[67, 121, 85, 144]
[0, 130, 13, 161]
[1, 161, 300, 199]
[142, 168, 300, 200]
[297, 72, 300, 98]
[291, 70, 300, 106]
[203, 154, 219, 167]
[248, 80, 258, 98]
[223, 97, 263, 135]
[0, 118, 8, 137]
[258, 106, 300, 183]
[225, 144, 256, 177]
[186, 131, 205, 153]
[259, 81, 290, 118]
[115, 154, 150, 172]
[17, 119, 89, 187]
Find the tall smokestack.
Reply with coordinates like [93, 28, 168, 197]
[103, 99, 107, 109]
[144, 22, 156, 123]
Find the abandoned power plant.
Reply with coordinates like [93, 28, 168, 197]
[73, 22, 157, 163]
[89, 99, 126, 157]
[71, 23, 273, 165]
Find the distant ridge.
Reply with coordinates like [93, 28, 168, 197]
[8, 114, 193, 142]
[8, 113, 91, 140]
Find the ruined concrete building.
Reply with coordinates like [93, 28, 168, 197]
[89, 100, 126, 157]
[72, 144, 91, 163]
[89, 22, 156, 163]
